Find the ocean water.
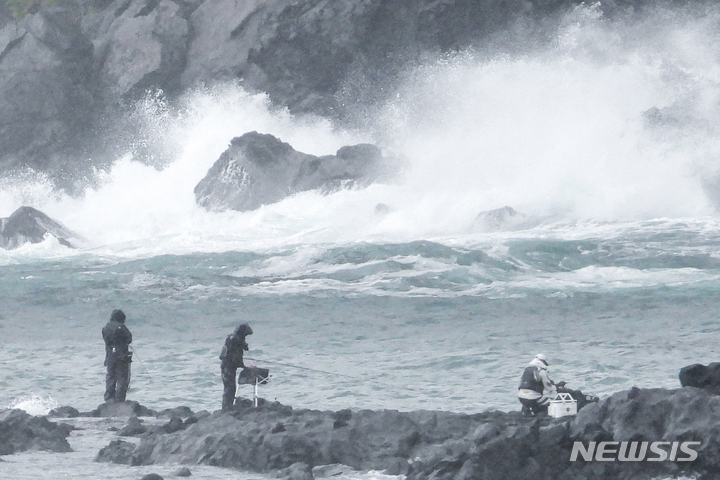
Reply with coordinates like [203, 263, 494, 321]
[1, 3, 720, 478]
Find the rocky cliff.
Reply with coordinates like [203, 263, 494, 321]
[0, 0, 679, 183]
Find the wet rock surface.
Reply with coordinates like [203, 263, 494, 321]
[0, 408, 73, 455]
[679, 362, 720, 394]
[0, 206, 81, 249]
[194, 131, 386, 212]
[87, 388, 720, 480]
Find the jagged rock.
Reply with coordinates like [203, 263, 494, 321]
[679, 362, 720, 394]
[472, 206, 526, 232]
[172, 466, 192, 477]
[272, 462, 313, 480]
[156, 406, 195, 419]
[0, 206, 81, 249]
[93, 387, 720, 479]
[194, 132, 385, 212]
[161, 416, 184, 434]
[0, 5, 96, 174]
[95, 439, 137, 464]
[83, 400, 157, 418]
[118, 416, 147, 436]
[0, 408, 73, 455]
[312, 464, 356, 478]
[48, 406, 80, 418]
[86, 0, 189, 101]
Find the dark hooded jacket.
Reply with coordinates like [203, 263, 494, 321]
[102, 309, 132, 365]
[220, 323, 252, 368]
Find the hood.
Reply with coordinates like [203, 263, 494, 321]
[235, 323, 253, 337]
[110, 309, 126, 323]
[528, 357, 547, 370]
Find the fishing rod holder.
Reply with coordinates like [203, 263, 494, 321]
[238, 367, 270, 407]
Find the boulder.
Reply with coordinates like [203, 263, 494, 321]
[141, 474, 164, 480]
[679, 362, 720, 394]
[194, 132, 385, 212]
[83, 400, 157, 418]
[95, 439, 137, 464]
[0, 408, 73, 455]
[0, 206, 81, 249]
[48, 405, 80, 418]
[118, 416, 147, 436]
[472, 206, 526, 232]
[156, 406, 195, 419]
[172, 466, 192, 477]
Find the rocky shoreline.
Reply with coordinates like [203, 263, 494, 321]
[2, 381, 718, 480]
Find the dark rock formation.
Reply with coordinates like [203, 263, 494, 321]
[0, 408, 73, 455]
[82, 400, 157, 418]
[194, 132, 385, 212]
[679, 362, 720, 394]
[141, 474, 164, 480]
[272, 462, 313, 480]
[93, 387, 720, 480]
[48, 406, 81, 418]
[1, 0, 682, 180]
[83, 0, 190, 102]
[0, 206, 81, 249]
[172, 467, 192, 477]
[156, 406, 195, 419]
[118, 416, 148, 436]
[0, 4, 96, 175]
[472, 206, 526, 232]
[95, 439, 136, 463]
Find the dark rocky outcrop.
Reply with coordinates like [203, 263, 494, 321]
[82, 400, 158, 418]
[0, 0, 686, 180]
[0, 3, 96, 175]
[0, 206, 81, 249]
[0, 408, 73, 455]
[472, 206, 526, 232]
[92, 387, 720, 480]
[194, 131, 386, 212]
[679, 362, 720, 394]
[83, 0, 190, 102]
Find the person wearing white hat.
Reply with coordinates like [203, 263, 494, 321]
[518, 353, 556, 416]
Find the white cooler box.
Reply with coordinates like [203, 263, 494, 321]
[548, 392, 577, 418]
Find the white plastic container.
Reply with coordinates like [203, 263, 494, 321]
[548, 392, 577, 418]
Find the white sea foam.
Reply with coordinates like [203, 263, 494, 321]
[0, 5, 718, 267]
[8, 394, 60, 416]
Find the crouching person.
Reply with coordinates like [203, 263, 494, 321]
[518, 353, 555, 416]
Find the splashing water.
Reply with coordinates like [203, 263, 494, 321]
[8, 394, 60, 416]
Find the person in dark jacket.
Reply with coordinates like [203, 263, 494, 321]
[102, 309, 133, 403]
[220, 323, 253, 411]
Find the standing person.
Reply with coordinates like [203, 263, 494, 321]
[518, 353, 556, 416]
[220, 323, 253, 411]
[102, 309, 133, 403]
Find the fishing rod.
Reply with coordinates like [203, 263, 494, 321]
[130, 345, 155, 378]
[245, 355, 430, 396]
[245, 356, 361, 380]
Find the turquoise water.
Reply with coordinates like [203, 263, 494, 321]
[2, 221, 719, 417]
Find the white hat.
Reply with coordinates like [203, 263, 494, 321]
[535, 353, 548, 365]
